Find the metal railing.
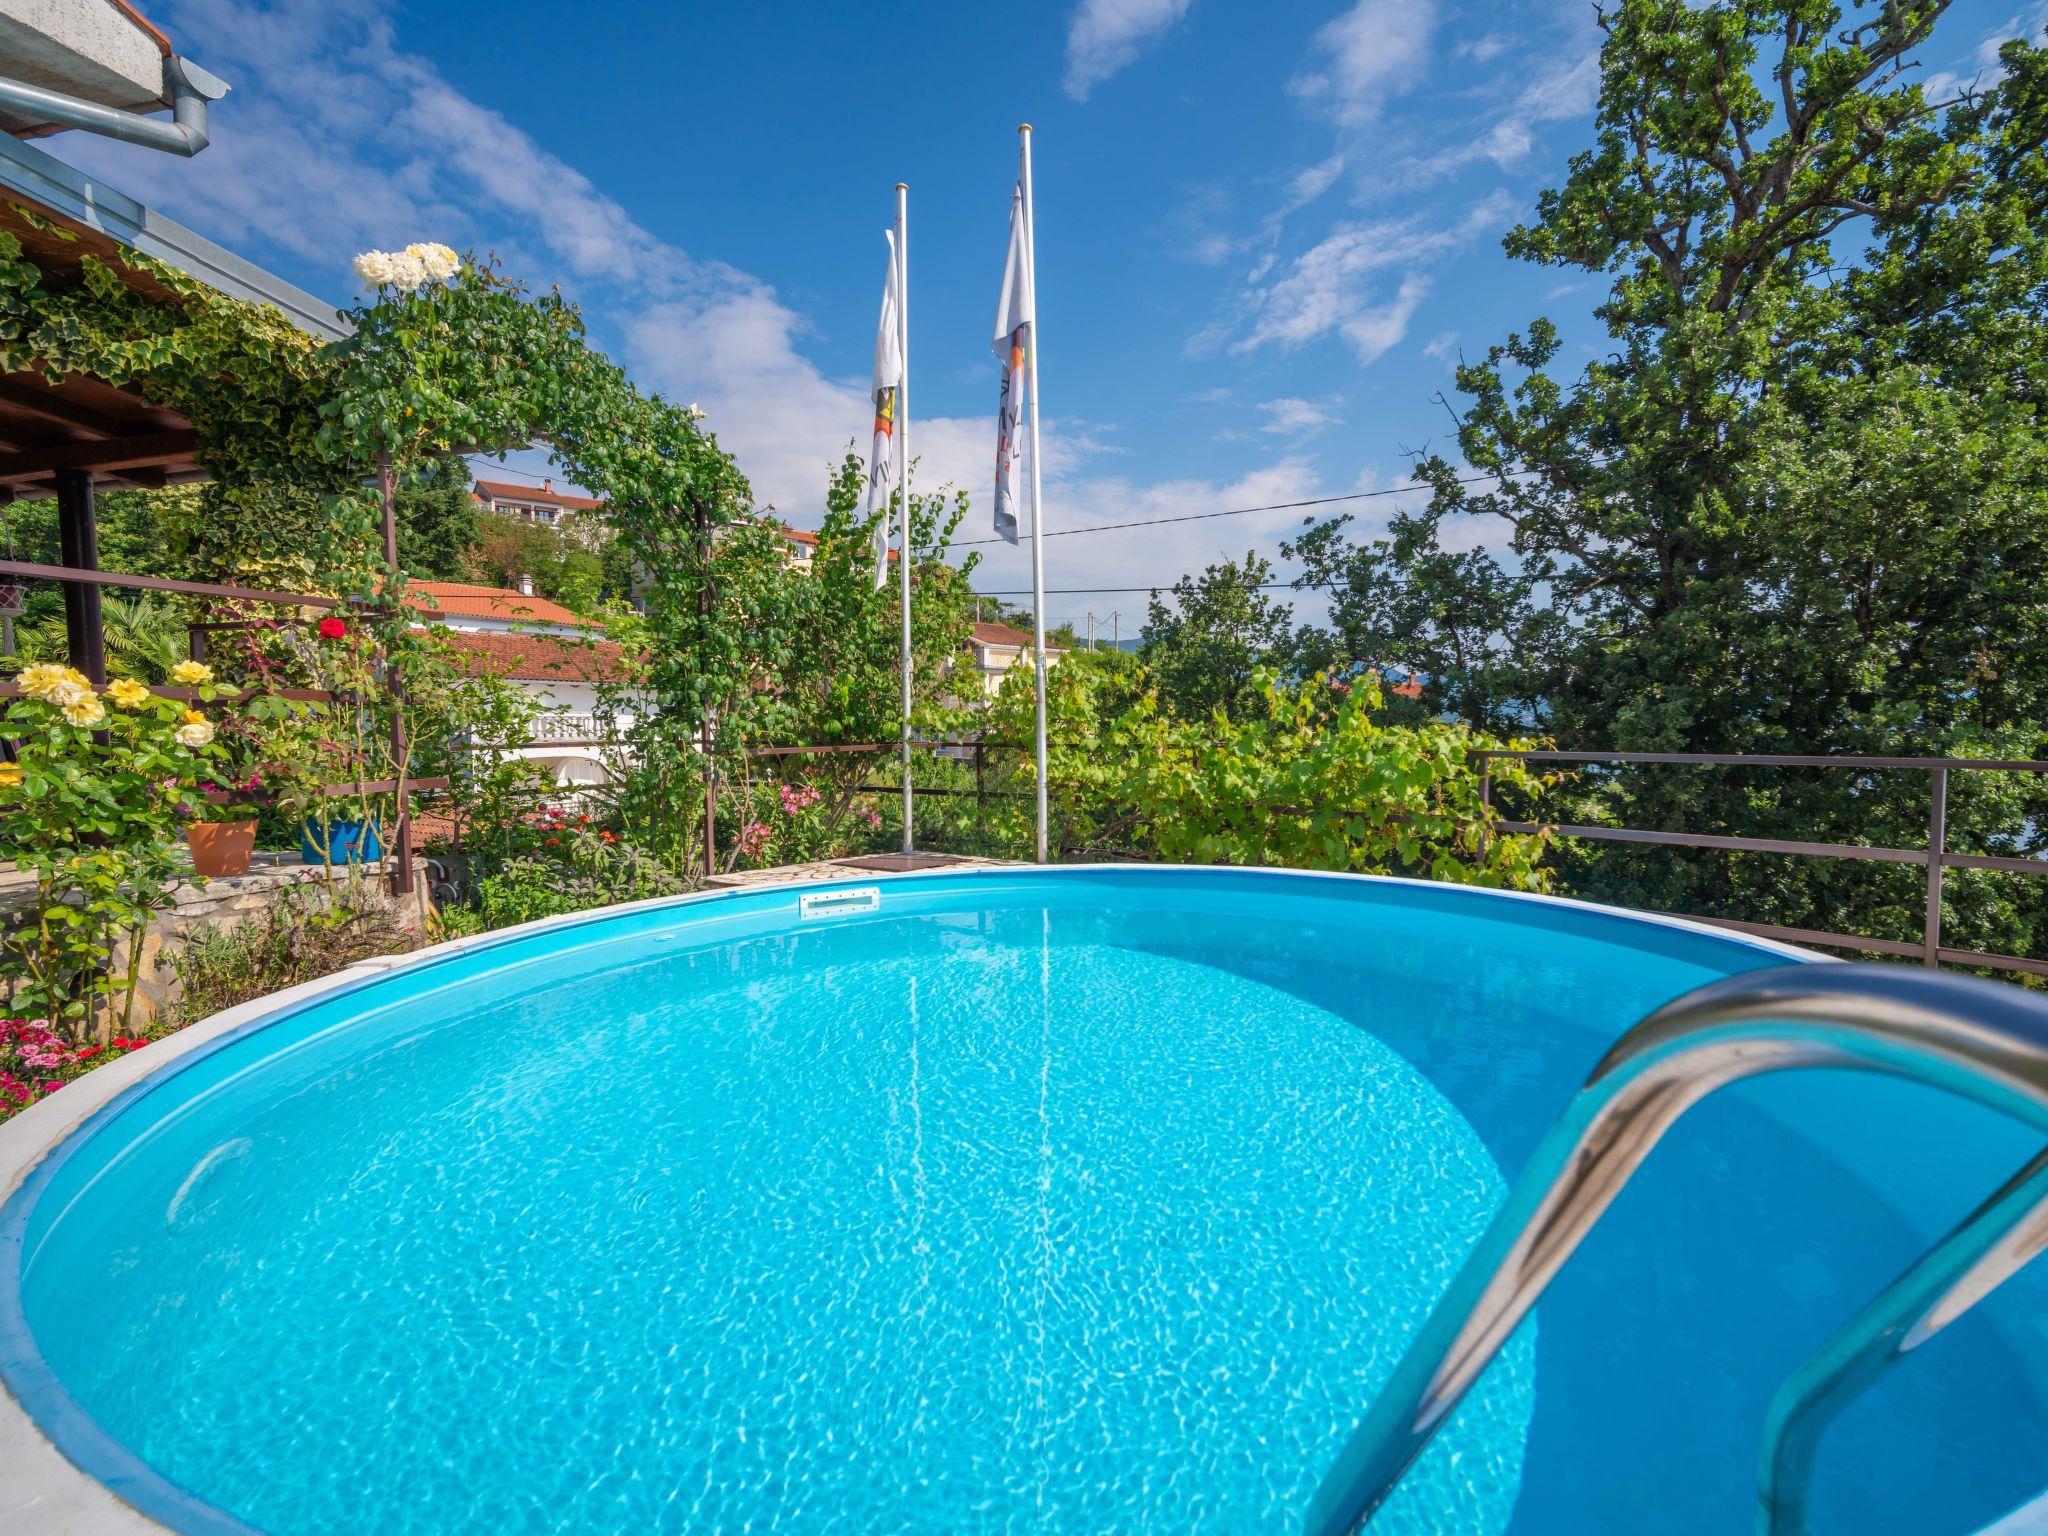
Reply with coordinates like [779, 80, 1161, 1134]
[527, 712, 625, 746]
[1473, 750, 2048, 978]
[1303, 963, 2048, 1536]
[740, 741, 2048, 975]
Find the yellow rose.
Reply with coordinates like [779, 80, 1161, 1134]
[61, 692, 106, 728]
[0, 763, 20, 789]
[19, 663, 91, 705]
[105, 677, 151, 709]
[169, 659, 214, 687]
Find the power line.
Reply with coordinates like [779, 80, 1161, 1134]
[949, 468, 1521, 548]
[463, 457, 566, 486]
[977, 583, 1298, 596]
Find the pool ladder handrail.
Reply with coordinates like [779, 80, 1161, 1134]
[1302, 963, 2048, 1536]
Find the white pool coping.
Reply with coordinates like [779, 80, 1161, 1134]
[0, 865, 1845, 1533]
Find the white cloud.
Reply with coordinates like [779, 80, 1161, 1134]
[1405, 45, 1599, 178]
[1064, 0, 1195, 100]
[1282, 151, 1347, 211]
[1922, 0, 2048, 100]
[1230, 192, 1512, 362]
[1456, 33, 1511, 62]
[1289, 0, 1437, 127]
[966, 458, 1339, 621]
[1422, 329, 1458, 361]
[1338, 274, 1431, 363]
[1258, 397, 1339, 437]
[624, 285, 1031, 523]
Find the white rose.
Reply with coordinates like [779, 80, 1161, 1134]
[175, 720, 215, 749]
[353, 250, 395, 286]
[385, 251, 429, 291]
[410, 242, 461, 281]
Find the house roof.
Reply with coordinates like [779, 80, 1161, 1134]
[0, 133, 346, 340]
[432, 629, 629, 684]
[473, 478, 604, 513]
[405, 582, 592, 628]
[0, 129, 346, 498]
[776, 524, 898, 561]
[970, 621, 1063, 651]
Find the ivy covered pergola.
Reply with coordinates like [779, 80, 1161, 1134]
[0, 134, 778, 881]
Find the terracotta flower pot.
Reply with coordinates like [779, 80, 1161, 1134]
[185, 820, 256, 877]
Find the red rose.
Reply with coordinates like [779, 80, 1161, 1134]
[318, 617, 348, 641]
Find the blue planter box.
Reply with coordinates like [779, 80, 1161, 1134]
[301, 816, 383, 865]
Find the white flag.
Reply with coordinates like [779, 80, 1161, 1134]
[991, 181, 1033, 547]
[869, 231, 903, 587]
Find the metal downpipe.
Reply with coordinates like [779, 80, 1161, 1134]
[0, 55, 228, 158]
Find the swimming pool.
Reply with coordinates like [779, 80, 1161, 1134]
[2, 867, 2044, 1534]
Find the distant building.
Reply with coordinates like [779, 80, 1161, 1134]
[965, 621, 1065, 699]
[772, 524, 897, 574]
[473, 478, 606, 548]
[404, 582, 639, 790]
[778, 525, 817, 570]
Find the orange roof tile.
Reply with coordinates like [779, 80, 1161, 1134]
[970, 621, 1063, 650]
[406, 582, 592, 628]
[432, 629, 631, 684]
[473, 478, 605, 513]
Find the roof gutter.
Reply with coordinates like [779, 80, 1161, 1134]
[0, 54, 229, 158]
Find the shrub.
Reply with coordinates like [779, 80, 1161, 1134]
[164, 881, 424, 1026]
[473, 824, 691, 931]
[1, 661, 229, 1040]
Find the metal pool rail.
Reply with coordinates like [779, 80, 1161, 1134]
[1302, 964, 2048, 1536]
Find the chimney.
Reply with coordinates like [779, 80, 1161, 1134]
[542, 477, 553, 494]
[515, 573, 535, 597]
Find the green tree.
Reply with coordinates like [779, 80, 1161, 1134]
[397, 458, 480, 580]
[464, 511, 612, 615]
[1296, 0, 2048, 960]
[1286, 520, 1550, 731]
[1138, 551, 1294, 721]
[755, 452, 978, 830]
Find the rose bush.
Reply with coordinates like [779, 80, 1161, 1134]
[0, 663, 229, 1039]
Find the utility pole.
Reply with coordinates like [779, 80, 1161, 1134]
[1086, 612, 1095, 651]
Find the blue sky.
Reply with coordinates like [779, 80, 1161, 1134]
[56, 0, 2044, 631]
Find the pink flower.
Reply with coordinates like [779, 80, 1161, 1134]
[778, 783, 821, 817]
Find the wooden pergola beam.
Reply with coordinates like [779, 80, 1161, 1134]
[0, 377, 128, 439]
[0, 429, 200, 481]
[0, 558, 348, 609]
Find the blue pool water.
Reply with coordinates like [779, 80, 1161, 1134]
[6, 869, 2048, 1535]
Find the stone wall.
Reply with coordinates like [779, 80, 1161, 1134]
[1, 853, 433, 1032]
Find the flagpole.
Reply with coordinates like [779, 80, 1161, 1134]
[1019, 125, 1049, 866]
[896, 181, 914, 854]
